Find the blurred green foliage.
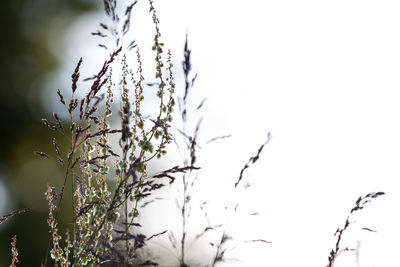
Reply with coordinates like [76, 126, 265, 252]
[0, 0, 98, 265]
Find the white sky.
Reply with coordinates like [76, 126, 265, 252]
[42, 0, 400, 266]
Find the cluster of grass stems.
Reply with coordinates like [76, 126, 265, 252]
[0, 1, 385, 266]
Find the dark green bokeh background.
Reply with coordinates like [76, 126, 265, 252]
[0, 1, 99, 265]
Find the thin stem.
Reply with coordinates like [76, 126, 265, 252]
[180, 175, 187, 266]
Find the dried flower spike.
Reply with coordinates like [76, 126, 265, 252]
[9, 235, 19, 267]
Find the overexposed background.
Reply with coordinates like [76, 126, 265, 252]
[35, 0, 400, 266]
